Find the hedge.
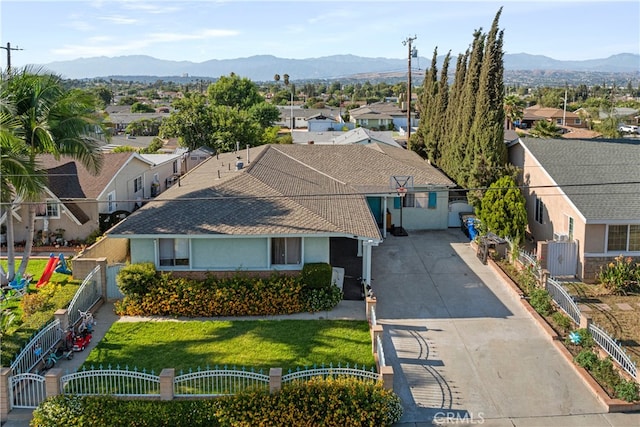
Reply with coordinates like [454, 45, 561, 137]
[32, 377, 403, 427]
[114, 266, 343, 317]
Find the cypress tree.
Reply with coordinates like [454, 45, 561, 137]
[468, 8, 506, 205]
[412, 47, 439, 162]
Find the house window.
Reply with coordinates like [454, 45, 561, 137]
[630, 225, 640, 251]
[556, 118, 563, 125]
[173, 160, 178, 174]
[568, 217, 574, 240]
[271, 237, 301, 265]
[107, 191, 116, 213]
[159, 238, 190, 266]
[575, 118, 582, 125]
[134, 176, 142, 193]
[534, 198, 544, 224]
[403, 193, 415, 208]
[35, 200, 60, 218]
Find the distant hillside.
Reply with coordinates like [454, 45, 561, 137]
[35, 53, 640, 81]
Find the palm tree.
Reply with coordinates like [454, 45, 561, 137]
[0, 104, 45, 284]
[1, 68, 108, 281]
[503, 94, 524, 130]
[530, 119, 562, 139]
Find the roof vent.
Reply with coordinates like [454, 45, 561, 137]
[235, 156, 244, 171]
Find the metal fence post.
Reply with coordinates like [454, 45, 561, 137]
[159, 368, 174, 401]
[269, 368, 282, 394]
[0, 367, 11, 422]
[45, 368, 63, 398]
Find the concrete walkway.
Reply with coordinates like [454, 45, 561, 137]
[373, 229, 640, 426]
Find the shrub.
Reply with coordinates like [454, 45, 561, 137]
[301, 263, 333, 290]
[573, 328, 595, 348]
[21, 292, 48, 320]
[303, 285, 343, 312]
[597, 255, 640, 295]
[116, 263, 158, 298]
[529, 288, 553, 316]
[551, 311, 573, 334]
[32, 378, 403, 427]
[574, 349, 599, 370]
[615, 379, 640, 402]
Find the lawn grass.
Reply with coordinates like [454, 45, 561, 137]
[1, 258, 80, 366]
[84, 320, 375, 373]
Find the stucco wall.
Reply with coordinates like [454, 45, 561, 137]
[387, 191, 449, 231]
[192, 238, 268, 270]
[129, 236, 331, 271]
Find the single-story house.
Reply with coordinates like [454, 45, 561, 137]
[521, 106, 586, 129]
[509, 137, 640, 281]
[348, 102, 417, 132]
[107, 143, 455, 285]
[292, 128, 402, 148]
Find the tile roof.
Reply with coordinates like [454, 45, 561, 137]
[520, 138, 640, 222]
[110, 144, 454, 239]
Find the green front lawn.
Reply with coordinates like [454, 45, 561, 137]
[84, 320, 375, 373]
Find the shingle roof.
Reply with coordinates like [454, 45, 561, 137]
[39, 152, 135, 199]
[520, 138, 640, 222]
[109, 144, 454, 239]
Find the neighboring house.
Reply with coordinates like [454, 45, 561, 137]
[292, 128, 402, 148]
[521, 106, 586, 129]
[509, 137, 640, 282]
[107, 143, 455, 285]
[3, 152, 184, 244]
[307, 113, 341, 132]
[348, 102, 417, 131]
[176, 146, 215, 172]
[276, 107, 346, 130]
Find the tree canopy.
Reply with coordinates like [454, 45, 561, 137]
[477, 175, 527, 243]
[160, 74, 283, 153]
[412, 8, 507, 206]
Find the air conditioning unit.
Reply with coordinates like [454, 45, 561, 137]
[553, 232, 569, 242]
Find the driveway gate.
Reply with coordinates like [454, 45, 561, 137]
[106, 263, 126, 300]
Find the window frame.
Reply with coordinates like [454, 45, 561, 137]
[133, 176, 142, 193]
[158, 238, 190, 267]
[607, 224, 640, 253]
[107, 191, 116, 213]
[271, 237, 302, 266]
[35, 200, 60, 219]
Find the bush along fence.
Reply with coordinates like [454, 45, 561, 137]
[0, 284, 394, 422]
[516, 249, 639, 386]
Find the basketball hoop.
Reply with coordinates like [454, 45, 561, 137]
[396, 187, 407, 197]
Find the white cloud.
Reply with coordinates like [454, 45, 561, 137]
[99, 15, 138, 25]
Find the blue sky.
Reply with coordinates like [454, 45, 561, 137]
[1, 0, 639, 68]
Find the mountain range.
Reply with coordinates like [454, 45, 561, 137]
[34, 53, 639, 81]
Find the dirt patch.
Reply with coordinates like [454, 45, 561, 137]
[562, 281, 640, 367]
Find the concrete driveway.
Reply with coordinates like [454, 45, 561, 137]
[372, 229, 639, 426]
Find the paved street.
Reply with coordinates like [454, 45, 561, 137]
[372, 229, 639, 426]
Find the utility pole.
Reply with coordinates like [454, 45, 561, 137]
[402, 36, 417, 141]
[1, 42, 23, 74]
